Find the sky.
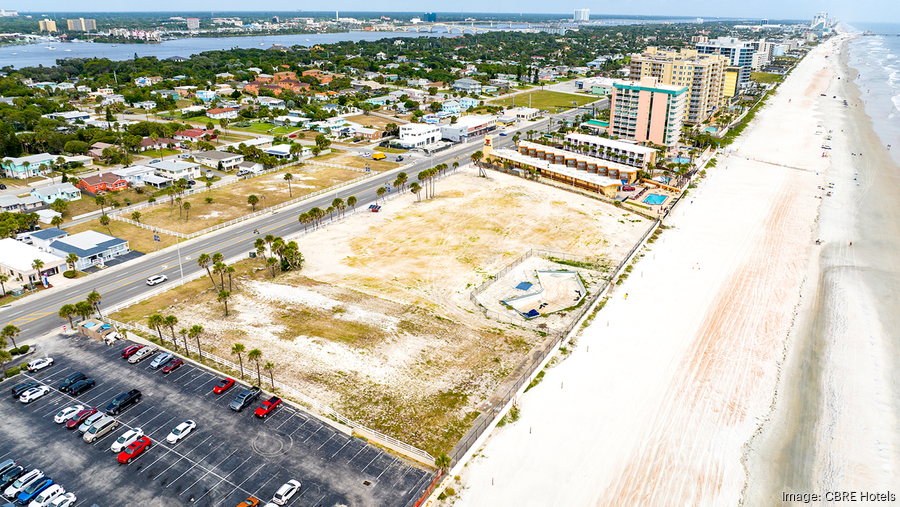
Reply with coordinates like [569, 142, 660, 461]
[13, 0, 894, 23]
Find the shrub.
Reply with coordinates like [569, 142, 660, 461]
[438, 492, 447, 500]
[5, 366, 20, 377]
[17, 345, 29, 354]
[63, 270, 76, 278]
[205, 197, 213, 204]
[445, 487, 456, 497]
[148, 197, 156, 203]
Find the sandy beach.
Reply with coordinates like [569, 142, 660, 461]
[742, 32, 900, 504]
[452, 35, 844, 507]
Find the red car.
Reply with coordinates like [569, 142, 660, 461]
[622, 185, 636, 192]
[161, 358, 183, 374]
[121, 345, 143, 359]
[254, 396, 281, 418]
[213, 378, 235, 394]
[66, 407, 97, 430]
[118, 436, 152, 464]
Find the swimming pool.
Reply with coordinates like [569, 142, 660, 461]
[704, 127, 718, 133]
[643, 194, 668, 205]
[668, 157, 691, 164]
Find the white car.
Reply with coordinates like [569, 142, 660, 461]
[111, 427, 144, 453]
[4, 469, 42, 498]
[54, 405, 85, 424]
[19, 385, 51, 404]
[269, 480, 301, 506]
[27, 358, 54, 372]
[146, 275, 167, 286]
[28, 483, 64, 507]
[166, 420, 196, 444]
[49, 493, 76, 507]
[128, 347, 156, 364]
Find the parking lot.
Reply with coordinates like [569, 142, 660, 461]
[1, 334, 434, 507]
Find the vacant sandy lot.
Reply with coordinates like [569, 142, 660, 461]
[114, 167, 645, 454]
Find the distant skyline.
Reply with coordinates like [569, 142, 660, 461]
[7, 1, 893, 24]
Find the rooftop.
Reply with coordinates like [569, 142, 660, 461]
[0, 238, 66, 273]
[195, 150, 242, 160]
[564, 133, 657, 155]
[492, 148, 625, 188]
[49, 230, 127, 258]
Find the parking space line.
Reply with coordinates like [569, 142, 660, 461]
[176, 370, 201, 385]
[390, 465, 411, 488]
[360, 449, 383, 474]
[330, 438, 353, 458]
[316, 434, 335, 450]
[81, 386, 117, 406]
[250, 473, 280, 503]
[168, 368, 192, 382]
[146, 415, 178, 438]
[212, 463, 266, 507]
[42, 399, 76, 418]
[166, 440, 225, 488]
[375, 457, 399, 481]
[347, 443, 366, 463]
[273, 412, 296, 429]
[179, 448, 238, 496]
[287, 416, 310, 437]
[122, 405, 154, 426]
[192, 453, 253, 504]
[38, 366, 71, 383]
[141, 446, 174, 469]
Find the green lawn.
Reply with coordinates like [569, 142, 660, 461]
[231, 122, 295, 135]
[490, 90, 598, 113]
[751, 72, 784, 84]
[140, 148, 180, 158]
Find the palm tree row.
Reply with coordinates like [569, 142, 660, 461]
[253, 235, 304, 279]
[230, 342, 276, 389]
[57, 290, 104, 331]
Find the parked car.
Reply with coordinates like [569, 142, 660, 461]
[10, 382, 40, 398]
[128, 347, 156, 364]
[0, 466, 25, 491]
[150, 352, 172, 369]
[57, 373, 86, 393]
[65, 408, 97, 430]
[26, 358, 54, 372]
[110, 428, 144, 453]
[19, 386, 51, 404]
[3, 469, 42, 499]
[235, 498, 259, 507]
[165, 420, 196, 444]
[15, 476, 52, 505]
[120, 345, 142, 359]
[105, 389, 141, 416]
[161, 358, 183, 374]
[254, 396, 281, 419]
[117, 437, 152, 464]
[0, 460, 16, 478]
[49, 492, 76, 507]
[229, 386, 261, 412]
[77, 412, 105, 434]
[68, 378, 95, 396]
[396, 155, 404, 161]
[27, 483, 64, 507]
[213, 378, 234, 394]
[0, 184, 6, 190]
[84, 416, 119, 443]
[269, 480, 301, 506]
[146, 275, 167, 286]
[54, 405, 85, 424]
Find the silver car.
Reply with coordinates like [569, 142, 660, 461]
[150, 352, 172, 369]
[77, 412, 105, 434]
[84, 415, 119, 443]
[128, 346, 156, 364]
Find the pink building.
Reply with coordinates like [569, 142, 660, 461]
[609, 76, 687, 147]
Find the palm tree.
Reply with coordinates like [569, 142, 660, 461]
[32, 259, 45, 283]
[95, 195, 107, 215]
[284, 173, 293, 197]
[218, 290, 231, 316]
[226, 266, 236, 292]
[0, 274, 8, 296]
[410, 182, 422, 201]
[248, 348, 262, 386]
[214, 261, 227, 289]
[197, 253, 218, 290]
[231, 343, 246, 378]
[74, 301, 93, 322]
[51, 215, 63, 228]
[86, 290, 102, 317]
[164, 315, 178, 344]
[99, 215, 112, 235]
[0, 349, 11, 377]
[264, 361, 276, 390]
[131, 211, 141, 223]
[179, 328, 189, 353]
[376, 186, 386, 203]
[247, 194, 259, 211]
[58, 304, 76, 330]
[1, 324, 21, 350]
[189, 325, 204, 356]
[435, 453, 451, 473]
[347, 195, 357, 211]
[266, 257, 278, 278]
[182, 201, 191, 220]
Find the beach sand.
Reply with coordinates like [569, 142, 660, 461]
[452, 36, 842, 507]
[742, 33, 900, 504]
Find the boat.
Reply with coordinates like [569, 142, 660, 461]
[306, 39, 310, 41]
[64, 49, 72, 52]
[46, 46, 56, 50]
[259, 42, 264, 45]
[111, 44, 117, 47]
[11, 52, 16, 55]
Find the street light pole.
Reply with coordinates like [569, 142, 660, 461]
[175, 235, 185, 280]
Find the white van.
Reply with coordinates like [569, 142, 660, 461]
[83, 415, 119, 443]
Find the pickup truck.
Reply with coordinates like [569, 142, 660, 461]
[230, 386, 261, 412]
[105, 389, 142, 416]
[254, 396, 281, 418]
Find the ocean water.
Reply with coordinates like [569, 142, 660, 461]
[846, 22, 900, 167]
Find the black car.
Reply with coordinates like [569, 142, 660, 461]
[10, 382, 40, 397]
[105, 389, 141, 415]
[0, 459, 15, 477]
[58, 372, 87, 393]
[0, 465, 25, 490]
[0, 183, 6, 190]
[229, 386, 261, 412]
[68, 378, 96, 396]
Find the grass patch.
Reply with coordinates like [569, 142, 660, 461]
[496, 404, 520, 427]
[490, 90, 597, 113]
[67, 219, 178, 253]
[751, 72, 784, 84]
[524, 370, 545, 392]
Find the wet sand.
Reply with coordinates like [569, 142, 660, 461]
[743, 34, 900, 503]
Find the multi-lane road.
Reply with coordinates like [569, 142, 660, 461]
[1, 110, 581, 341]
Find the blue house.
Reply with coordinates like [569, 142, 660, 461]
[1, 153, 56, 179]
[459, 97, 480, 110]
[441, 100, 462, 114]
[30, 183, 82, 204]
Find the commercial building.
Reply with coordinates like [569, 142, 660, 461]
[186, 18, 200, 30]
[564, 133, 657, 171]
[628, 47, 728, 123]
[1, 153, 56, 179]
[30, 183, 81, 204]
[695, 37, 755, 89]
[507, 107, 540, 121]
[38, 19, 57, 32]
[66, 18, 96, 31]
[574, 9, 590, 22]
[440, 115, 497, 142]
[47, 230, 130, 271]
[609, 76, 687, 147]
[398, 124, 440, 148]
[0, 238, 66, 285]
[193, 150, 244, 170]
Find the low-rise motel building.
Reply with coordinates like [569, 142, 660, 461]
[485, 137, 637, 198]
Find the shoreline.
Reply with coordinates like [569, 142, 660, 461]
[742, 31, 900, 504]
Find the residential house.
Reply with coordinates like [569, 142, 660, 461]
[150, 160, 201, 181]
[87, 142, 120, 162]
[100, 94, 126, 106]
[1, 153, 56, 179]
[151, 89, 180, 100]
[138, 137, 180, 152]
[43, 111, 91, 123]
[193, 151, 244, 170]
[132, 100, 157, 110]
[256, 73, 274, 83]
[452, 78, 483, 93]
[274, 112, 311, 127]
[30, 183, 82, 204]
[76, 173, 127, 194]
[133, 76, 162, 87]
[215, 72, 235, 81]
[257, 97, 285, 108]
[111, 165, 163, 187]
[173, 85, 198, 98]
[440, 100, 462, 114]
[0, 195, 43, 213]
[236, 161, 265, 173]
[174, 129, 217, 142]
[206, 108, 239, 120]
[274, 71, 296, 81]
[262, 145, 293, 159]
[275, 80, 309, 94]
[23, 228, 69, 249]
[196, 90, 217, 102]
[460, 97, 480, 109]
[47, 230, 130, 271]
[366, 95, 394, 106]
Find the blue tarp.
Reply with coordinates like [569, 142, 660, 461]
[516, 282, 533, 291]
[524, 309, 540, 318]
[83, 322, 96, 328]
